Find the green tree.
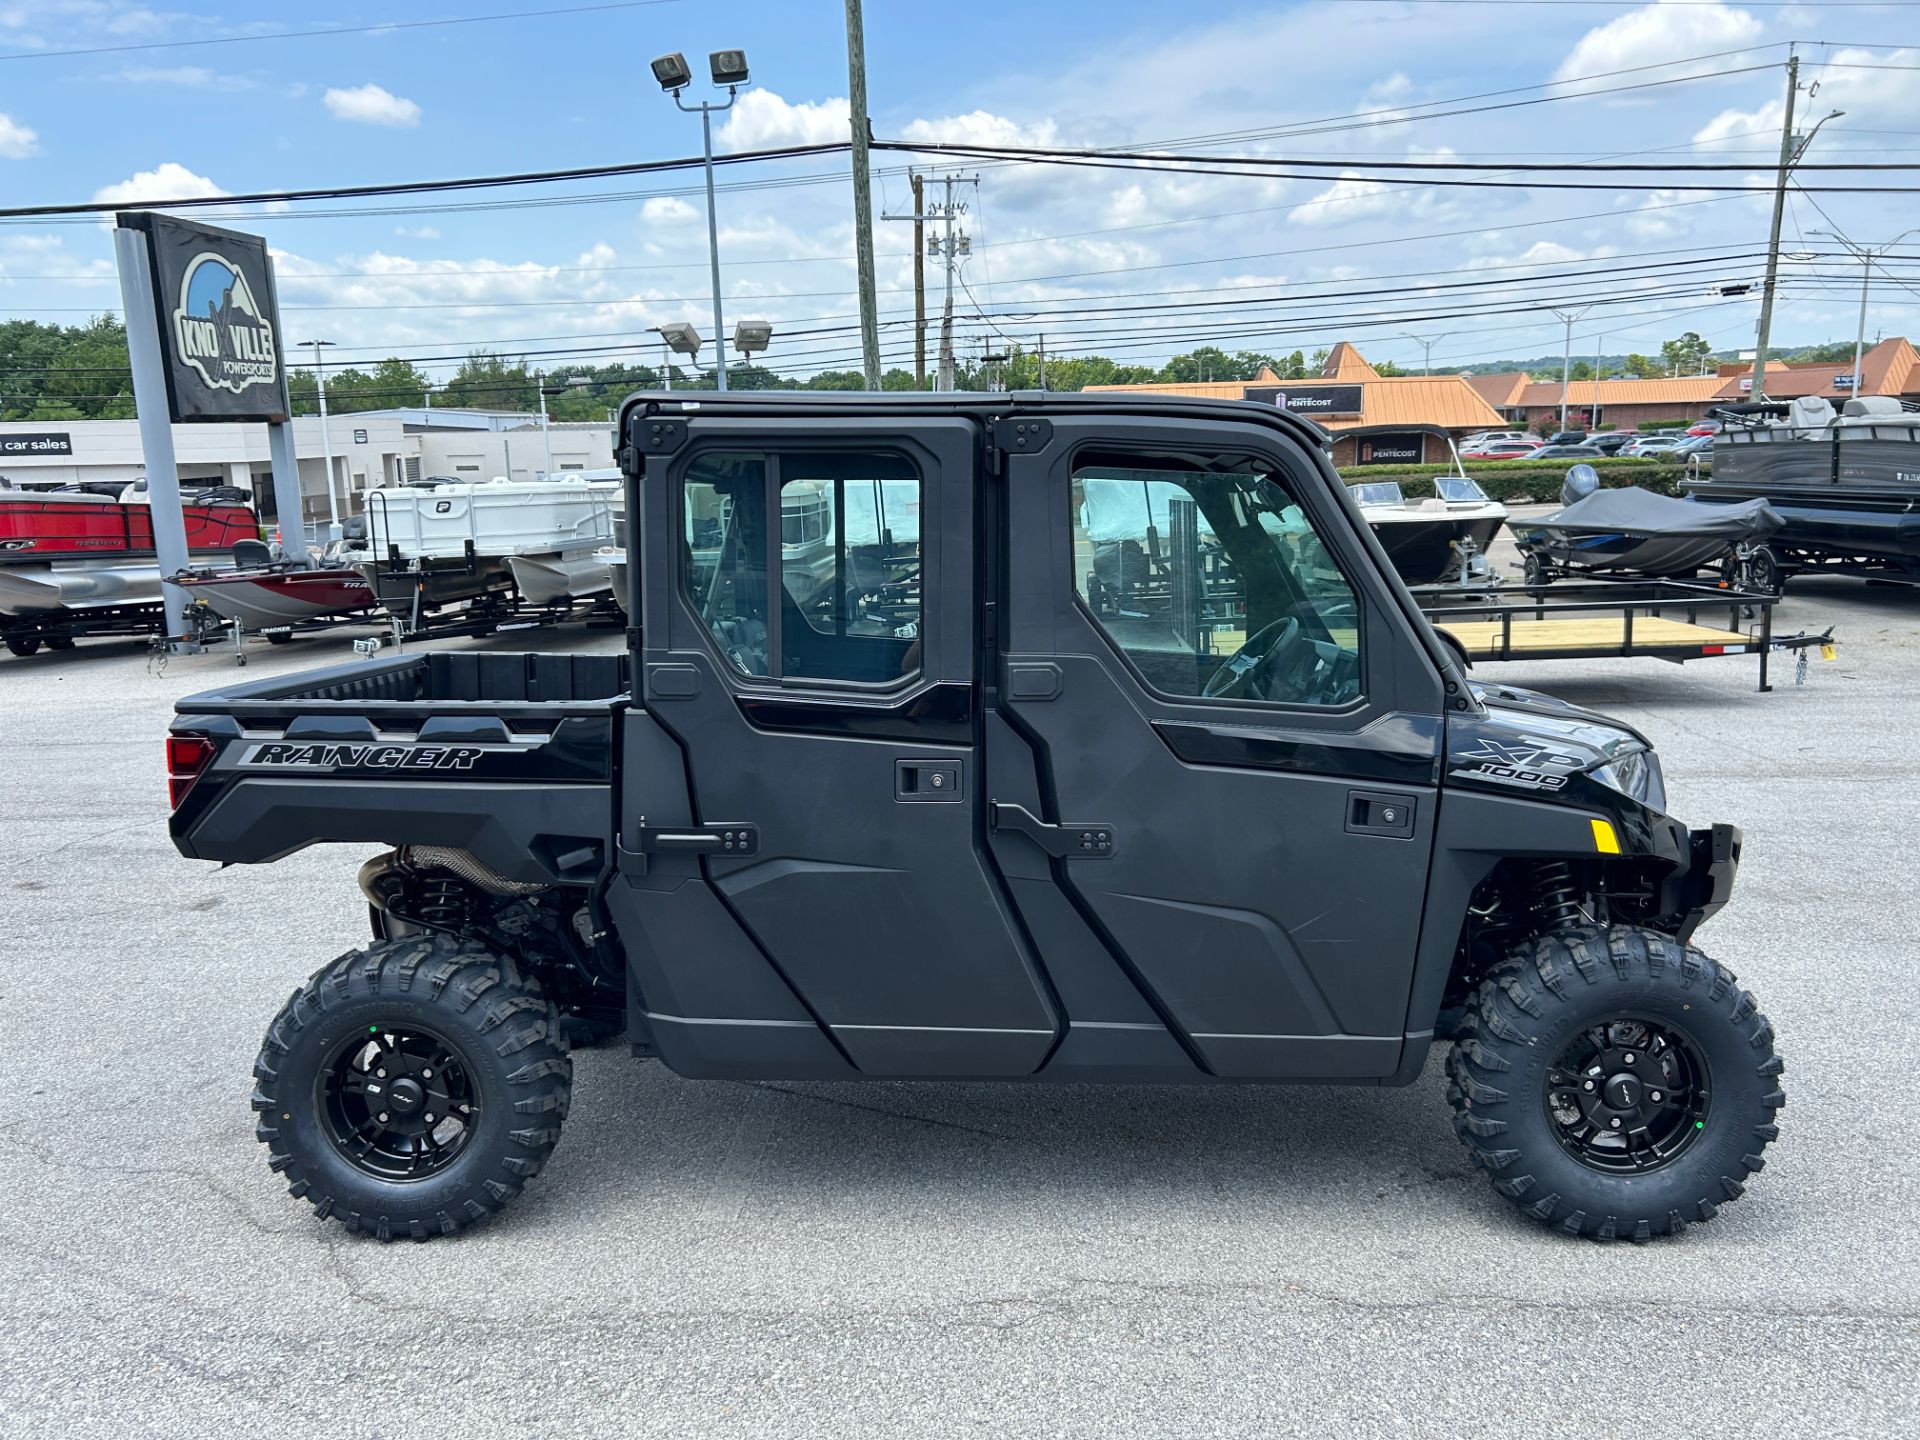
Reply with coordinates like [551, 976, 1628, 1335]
[1660, 332, 1714, 376]
[1622, 352, 1661, 379]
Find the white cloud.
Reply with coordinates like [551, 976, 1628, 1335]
[91, 161, 226, 207]
[898, 108, 1060, 150]
[323, 83, 421, 128]
[109, 65, 251, 90]
[718, 90, 849, 151]
[0, 112, 39, 159]
[1290, 147, 1464, 229]
[1552, 1, 1763, 91]
[393, 225, 441, 240]
[640, 195, 698, 224]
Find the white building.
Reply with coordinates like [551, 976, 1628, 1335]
[0, 410, 617, 526]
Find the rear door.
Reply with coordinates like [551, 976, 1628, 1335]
[995, 412, 1447, 1079]
[633, 414, 1057, 1077]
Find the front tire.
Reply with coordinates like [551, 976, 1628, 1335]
[251, 936, 571, 1239]
[1447, 925, 1783, 1241]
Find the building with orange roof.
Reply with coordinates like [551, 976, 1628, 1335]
[1082, 342, 1507, 466]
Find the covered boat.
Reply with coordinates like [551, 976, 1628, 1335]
[1513, 477, 1781, 583]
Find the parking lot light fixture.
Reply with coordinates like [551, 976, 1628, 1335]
[656, 44, 751, 391]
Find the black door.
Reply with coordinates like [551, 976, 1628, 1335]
[994, 413, 1447, 1079]
[632, 416, 1058, 1077]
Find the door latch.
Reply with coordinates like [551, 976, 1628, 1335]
[616, 821, 758, 875]
[1345, 790, 1416, 838]
[989, 802, 1115, 858]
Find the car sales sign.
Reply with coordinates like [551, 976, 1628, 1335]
[120, 213, 290, 424]
[1244, 384, 1365, 418]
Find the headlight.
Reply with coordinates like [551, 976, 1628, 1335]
[1588, 747, 1665, 810]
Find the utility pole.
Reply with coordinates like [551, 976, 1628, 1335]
[883, 173, 972, 390]
[1402, 332, 1448, 375]
[1550, 307, 1589, 430]
[1748, 58, 1844, 401]
[843, 0, 882, 389]
[1749, 56, 1801, 403]
[1815, 227, 1916, 395]
[911, 173, 926, 388]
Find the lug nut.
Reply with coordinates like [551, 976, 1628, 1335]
[376, 1069, 387, 1079]
[378, 1112, 390, 1123]
[1609, 1118, 1622, 1129]
[1583, 1080, 1595, 1091]
[1624, 1053, 1636, 1064]
[422, 1069, 432, 1079]
[1650, 1090, 1663, 1102]
[424, 1112, 435, 1123]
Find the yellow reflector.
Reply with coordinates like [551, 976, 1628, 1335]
[1591, 818, 1621, 855]
[1820, 643, 1838, 662]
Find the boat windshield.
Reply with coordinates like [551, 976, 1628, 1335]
[1436, 476, 1493, 504]
[1350, 482, 1404, 507]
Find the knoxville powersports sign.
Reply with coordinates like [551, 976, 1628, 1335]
[121, 213, 291, 424]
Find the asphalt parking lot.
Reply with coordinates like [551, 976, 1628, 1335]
[2, 575, 1917, 1438]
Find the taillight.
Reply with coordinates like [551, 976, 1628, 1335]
[167, 734, 215, 810]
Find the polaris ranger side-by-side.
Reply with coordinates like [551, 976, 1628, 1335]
[168, 392, 1781, 1242]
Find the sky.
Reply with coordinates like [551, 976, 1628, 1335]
[1, 0, 1918, 386]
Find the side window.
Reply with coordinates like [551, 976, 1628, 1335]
[681, 451, 924, 687]
[1071, 453, 1363, 708]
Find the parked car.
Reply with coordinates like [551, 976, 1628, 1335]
[1588, 432, 1638, 456]
[1460, 440, 1540, 459]
[1461, 430, 1531, 448]
[1669, 433, 1715, 457]
[1622, 435, 1684, 458]
[1546, 430, 1589, 446]
[1686, 419, 1722, 437]
[1530, 444, 1605, 460]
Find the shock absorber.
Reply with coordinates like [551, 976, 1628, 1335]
[1530, 859, 1586, 931]
[414, 874, 471, 930]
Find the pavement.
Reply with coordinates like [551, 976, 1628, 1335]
[1, 568, 1917, 1439]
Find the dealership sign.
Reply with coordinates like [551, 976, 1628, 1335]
[0, 431, 73, 457]
[120, 213, 290, 424]
[1355, 433, 1425, 465]
[1245, 384, 1365, 418]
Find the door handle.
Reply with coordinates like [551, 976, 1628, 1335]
[616, 821, 758, 875]
[989, 802, 1115, 858]
[1345, 790, 1416, 838]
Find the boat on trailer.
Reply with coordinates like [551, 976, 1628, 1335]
[1685, 396, 1920, 588]
[1513, 464, 1782, 584]
[1350, 475, 1509, 586]
[173, 561, 378, 629]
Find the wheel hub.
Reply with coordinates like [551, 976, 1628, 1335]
[319, 1026, 478, 1180]
[1545, 1019, 1710, 1174]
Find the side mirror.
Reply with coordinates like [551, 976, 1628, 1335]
[1561, 463, 1600, 507]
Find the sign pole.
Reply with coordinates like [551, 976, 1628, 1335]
[113, 224, 196, 651]
[265, 420, 306, 559]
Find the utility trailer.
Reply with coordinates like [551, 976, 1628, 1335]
[1414, 577, 1834, 692]
[1, 596, 227, 658]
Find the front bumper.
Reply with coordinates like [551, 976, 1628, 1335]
[1669, 823, 1742, 943]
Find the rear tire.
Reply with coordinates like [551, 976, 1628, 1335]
[44, 636, 75, 651]
[251, 936, 571, 1239]
[5, 636, 41, 657]
[1447, 925, 1783, 1241]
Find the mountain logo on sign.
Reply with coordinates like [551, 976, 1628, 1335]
[171, 251, 278, 395]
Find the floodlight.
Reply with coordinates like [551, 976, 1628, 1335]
[709, 48, 750, 86]
[732, 319, 773, 356]
[653, 322, 703, 357]
[651, 52, 692, 91]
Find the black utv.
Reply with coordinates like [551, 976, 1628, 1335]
[168, 391, 1781, 1242]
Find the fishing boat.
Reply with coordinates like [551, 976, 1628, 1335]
[173, 561, 378, 629]
[1350, 475, 1509, 586]
[1685, 396, 1920, 586]
[1513, 465, 1781, 584]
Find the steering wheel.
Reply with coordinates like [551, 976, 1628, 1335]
[1202, 616, 1304, 700]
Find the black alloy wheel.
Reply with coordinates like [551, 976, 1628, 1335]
[319, 1025, 481, 1182]
[1544, 1018, 1710, 1174]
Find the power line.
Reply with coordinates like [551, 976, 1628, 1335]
[0, 1, 684, 63]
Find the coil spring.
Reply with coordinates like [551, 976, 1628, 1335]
[1531, 859, 1585, 931]
[414, 874, 471, 930]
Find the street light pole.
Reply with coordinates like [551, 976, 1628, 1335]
[659, 50, 748, 393]
[1749, 52, 1842, 401]
[303, 338, 338, 526]
[1814, 227, 1916, 395]
[1402, 332, 1448, 375]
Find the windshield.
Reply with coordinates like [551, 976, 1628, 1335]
[1350, 482, 1404, 507]
[1436, 476, 1492, 503]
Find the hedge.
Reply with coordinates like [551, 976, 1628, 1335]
[1337, 458, 1695, 503]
